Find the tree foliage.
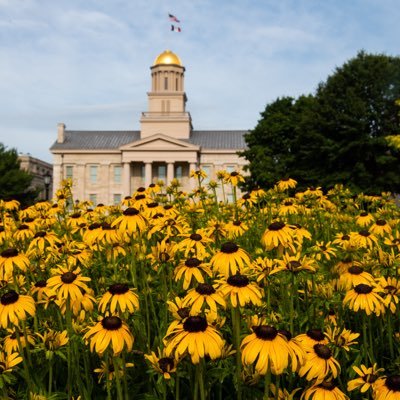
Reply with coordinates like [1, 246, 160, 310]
[0, 144, 37, 205]
[241, 51, 400, 194]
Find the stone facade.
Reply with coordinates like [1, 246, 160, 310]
[50, 50, 247, 204]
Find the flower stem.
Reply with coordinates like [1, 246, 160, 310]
[231, 307, 242, 400]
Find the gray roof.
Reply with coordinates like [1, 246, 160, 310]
[50, 130, 248, 151]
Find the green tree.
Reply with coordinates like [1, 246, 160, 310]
[0, 144, 37, 206]
[242, 51, 400, 193]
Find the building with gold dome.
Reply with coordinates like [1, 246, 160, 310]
[50, 50, 247, 204]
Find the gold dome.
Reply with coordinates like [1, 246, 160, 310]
[153, 50, 183, 66]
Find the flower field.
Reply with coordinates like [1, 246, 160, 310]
[0, 173, 400, 399]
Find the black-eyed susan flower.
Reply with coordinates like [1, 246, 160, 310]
[167, 297, 190, 321]
[301, 381, 348, 400]
[299, 343, 341, 383]
[290, 224, 312, 246]
[351, 230, 378, 249]
[225, 220, 249, 239]
[28, 230, 61, 253]
[203, 218, 227, 241]
[338, 265, 375, 290]
[4, 328, 35, 354]
[84, 316, 134, 356]
[261, 221, 295, 251]
[145, 349, 177, 379]
[94, 360, 134, 383]
[111, 207, 147, 236]
[183, 283, 226, 320]
[217, 273, 262, 308]
[0, 290, 36, 328]
[311, 241, 337, 261]
[278, 199, 299, 216]
[343, 284, 384, 316]
[30, 280, 56, 301]
[174, 258, 212, 290]
[373, 375, 400, 400]
[378, 276, 400, 313]
[370, 219, 392, 236]
[276, 178, 297, 192]
[147, 240, 175, 271]
[275, 253, 317, 274]
[164, 315, 224, 364]
[0, 351, 23, 375]
[0, 248, 30, 280]
[241, 324, 292, 375]
[175, 230, 212, 259]
[277, 329, 306, 372]
[98, 283, 139, 314]
[47, 266, 91, 302]
[37, 329, 69, 352]
[224, 171, 245, 186]
[295, 329, 328, 347]
[210, 242, 251, 277]
[356, 212, 374, 227]
[324, 326, 360, 352]
[347, 363, 384, 393]
[13, 223, 35, 242]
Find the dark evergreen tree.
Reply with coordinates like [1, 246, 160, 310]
[0, 144, 38, 206]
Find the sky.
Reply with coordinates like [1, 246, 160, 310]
[0, 0, 399, 163]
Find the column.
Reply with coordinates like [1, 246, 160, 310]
[167, 162, 174, 185]
[145, 162, 152, 187]
[123, 162, 131, 197]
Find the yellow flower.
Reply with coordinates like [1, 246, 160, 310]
[0, 351, 23, 374]
[343, 284, 384, 316]
[0, 248, 30, 280]
[145, 349, 177, 379]
[301, 381, 348, 399]
[210, 242, 251, 277]
[164, 315, 224, 364]
[94, 360, 134, 383]
[0, 290, 36, 328]
[276, 178, 297, 192]
[84, 316, 134, 356]
[98, 283, 139, 314]
[217, 273, 262, 308]
[174, 258, 212, 290]
[37, 329, 69, 351]
[261, 221, 295, 251]
[347, 363, 384, 393]
[224, 171, 245, 186]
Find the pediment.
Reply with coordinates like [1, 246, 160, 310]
[119, 133, 199, 151]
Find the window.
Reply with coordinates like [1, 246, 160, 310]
[114, 166, 122, 183]
[113, 194, 121, 205]
[89, 194, 97, 205]
[164, 77, 168, 90]
[176, 78, 178, 91]
[175, 165, 182, 179]
[66, 166, 73, 179]
[227, 193, 234, 203]
[141, 164, 146, 183]
[90, 165, 98, 183]
[202, 165, 211, 184]
[158, 165, 166, 181]
[226, 165, 236, 173]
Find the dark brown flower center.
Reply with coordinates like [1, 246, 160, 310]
[71, 212, 81, 218]
[34, 231, 47, 238]
[18, 224, 29, 230]
[109, 283, 129, 295]
[341, 234, 350, 240]
[177, 307, 190, 319]
[317, 381, 336, 389]
[314, 344, 332, 359]
[220, 242, 239, 254]
[307, 328, 325, 341]
[1, 248, 19, 258]
[386, 375, 400, 391]
[183, 316, 208, 332]
[360, 212, 369, 217]
[147, 202, 158, 208]
[354, 284, 373, 294]
[88, 223, 101, 230]
[135, 194, 146, 200]
[190, 233, 202, 241]
[185, 258, 201, 268]
[137, 187, 146, 192]
[123, 207, 139, 216]
[230, 171, 239, 177]
[227, 274, 249, 287]
[359, 230, 370, 237]
[61, 272, 77, 284]
[348, 266, 363, 275]
[1, 290, 19, 305]
[149, 183, 156, 188]
[233, 221, 242, 226]
[158, 357, 174, 373]
[376, 219, 387, 226]
[254, 325, 278, 340]
[278, 329, 292, 340]
[35, 280, 47, 288]
[164, 205, 173, 210]
[364, 374, 378, 383]
[284, 201, 293, 206]
[101, 222, 114, 230]
[101, 316, 122, 330]
[287, 260, 301, 271]
[385, 285, 397, 294]
[268, 221, 285, 231]
[196, 283, 216, 295]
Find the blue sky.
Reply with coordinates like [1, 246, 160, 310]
[0, 0, 399, 162]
